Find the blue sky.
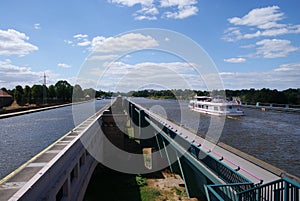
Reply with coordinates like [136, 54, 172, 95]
[0, 0, 299, 91]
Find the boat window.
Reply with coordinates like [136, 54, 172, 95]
[228, 106, 232, 109]
[214, 106, 218, 111]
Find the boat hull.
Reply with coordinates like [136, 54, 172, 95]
[189, 106, 245, 117]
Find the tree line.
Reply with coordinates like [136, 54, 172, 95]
[2, 83, 299, 106]
[1, 80, 112, 106]
[129, 88, 300, 105]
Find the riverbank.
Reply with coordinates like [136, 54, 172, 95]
[0, 100, 91, 119]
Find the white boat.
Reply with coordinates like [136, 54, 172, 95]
[188, 96, 244, 116]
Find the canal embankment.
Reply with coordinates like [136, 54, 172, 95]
[0, 100, 93, 119]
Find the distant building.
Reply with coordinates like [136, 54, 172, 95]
[0, 89, 13, 108]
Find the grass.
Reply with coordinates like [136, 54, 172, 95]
[140, 187, 161, 201]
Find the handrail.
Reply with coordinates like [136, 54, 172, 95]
[206, 178, 300, 201]
[238, 178, 300, 201]
[205, 182, 254, 201]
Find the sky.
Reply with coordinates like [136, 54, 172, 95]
[0, 0, 299, 91]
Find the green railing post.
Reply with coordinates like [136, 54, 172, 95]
[176, 151, 190, 198]
[162, 137, 173, 173]
[284, 180, 288, 201]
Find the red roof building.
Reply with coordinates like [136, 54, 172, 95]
[0, 89, 13, 108]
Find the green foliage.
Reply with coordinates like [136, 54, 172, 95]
[83, 88, 96, 99]
[6, 81, 118, 106]
[73, 84, 84, 101]
[172, 187, 187, 197]
[24, 85, 31, 104]
[47, 85, 56, 99]
[225, 88, 300, 105]
[31, 84, 44, 104]
[14, 85, 24, 105]
[129, 88, 300, 105]
[140, 187, 161, 201]
[136, 175, 147, 187]
[55, 80, 73, 102]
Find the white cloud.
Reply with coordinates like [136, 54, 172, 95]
[67, 33, 159, 56]
[274, 62, 300, 72]
[58, 63, 71, 68]
[224, 6, 300, 41]
[133, 6, 159, 20]
[109, 0, 153, 7]
[73, 34, 88, 39]
[64, 40, 73, 45]
[0, 60, 58, 89]
[90, 36, 106, 48]
[224, 57, 246, 63]
[160, 0, 198, 19]
[108, 0, 199, 20]
[77, 40, 91, 47]
[73, 34, 91, 47]
[80, 61, 204, 91]
[163, 5, 198, 19]
[228, 6, 284, 29]
[92, 33, 159, 53]
[34, 23, 41, 30]
[220, 62, 300, 90]
[252, 39, 299, 58]
[0, 29, 38, 56]
[222, 27, 243, 42]
[87, 54, 120, 61]
[134, 15, 157, 20]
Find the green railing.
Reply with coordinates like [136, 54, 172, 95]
[205, 182, 254, 201]
[238, 178, 299, 201]
[205, 178, 300, 201]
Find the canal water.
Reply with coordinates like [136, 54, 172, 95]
[0, 100, 111, 179]
[131, 98, 300, 178]
[0, 98, 299, 180]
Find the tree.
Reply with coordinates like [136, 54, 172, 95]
[48, 85, 56, 100]
[55, 80, 72, 102]
[24, 85, 31, 104]
[14, 85, 24, 105]
[1, 87, 8, 93]
[31, 85, 43, 104]
[73, 84, 84, 101]
[83, 88, 96, 100]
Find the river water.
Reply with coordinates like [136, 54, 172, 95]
[131, 98, 300, 178]
[0, 98, 299, 180]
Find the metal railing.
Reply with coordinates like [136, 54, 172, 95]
[188, 144, 252, 186]
[206, 178, 300, 201]
[205, 182, 254, 201]
[238, 178, 300, 201]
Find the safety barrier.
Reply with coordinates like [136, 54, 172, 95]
[205, 178, 299, 201]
